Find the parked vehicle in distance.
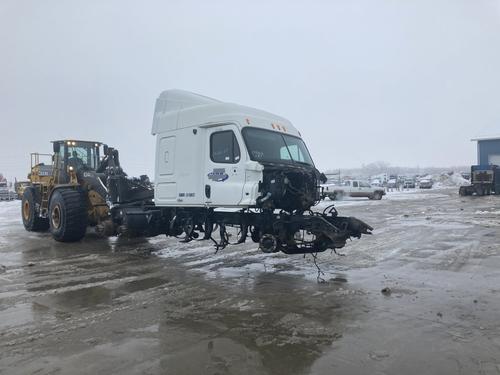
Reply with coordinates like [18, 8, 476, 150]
[459, 165, 500, 196]
[419, 179, 433, 189]
[403, 179, 416, 189]
[387, 178, 398, 189]
[322, 180, 386, 200]
[0, 180, 17, 201]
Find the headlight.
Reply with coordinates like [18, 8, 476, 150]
[68, 166, 74, 171]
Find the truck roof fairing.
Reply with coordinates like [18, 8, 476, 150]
[151, 89, 300, 137]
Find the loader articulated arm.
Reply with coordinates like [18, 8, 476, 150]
[97, 146, 154, 206]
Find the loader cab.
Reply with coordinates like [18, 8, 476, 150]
[52, 140, 102, 182]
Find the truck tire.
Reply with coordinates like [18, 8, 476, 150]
[49, 189, 88, 242]
[372, 191, 383, 200]
[22, 187, 49, 231]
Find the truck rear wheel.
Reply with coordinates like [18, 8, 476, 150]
[373, 191, 383, 200]
[22, 188, 49, 231]
[49, 189, 88, 242]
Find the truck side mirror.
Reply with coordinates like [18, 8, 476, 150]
[53, 142, 60, 153]
[103, 144, 109, 155]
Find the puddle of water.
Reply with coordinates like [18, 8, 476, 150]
[0, 303, 34, 329]
[32, 276, 170, 312]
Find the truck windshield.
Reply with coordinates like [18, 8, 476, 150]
[242, 128, 314, 166]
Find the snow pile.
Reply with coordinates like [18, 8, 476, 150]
[434, 173, 469, 187]
[449, 173, 470, 186]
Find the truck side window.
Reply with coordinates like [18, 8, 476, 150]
[210, 131, 241, 164]
[353, 181, 358, 187]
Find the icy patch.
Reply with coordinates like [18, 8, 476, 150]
[153, 237, 345, 283]
[474, 210, 500, 215]
[385, 192, 449, 201]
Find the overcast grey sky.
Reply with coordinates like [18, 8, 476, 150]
[1, 0, 500, 180]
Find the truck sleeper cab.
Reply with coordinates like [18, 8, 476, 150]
[152, 90, 322, 213]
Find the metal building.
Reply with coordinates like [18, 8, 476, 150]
[472, 136, 500, 166]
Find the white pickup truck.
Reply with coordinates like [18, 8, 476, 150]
[321, 180, 386, 200]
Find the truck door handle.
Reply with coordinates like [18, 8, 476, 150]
[205, 184, 211, 198]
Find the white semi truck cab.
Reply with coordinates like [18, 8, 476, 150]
[152, 90, 319, 212]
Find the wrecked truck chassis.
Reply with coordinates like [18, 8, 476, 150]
[110, 204, 373, 255]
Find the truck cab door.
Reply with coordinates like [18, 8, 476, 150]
[359, 181, 371, 197]
[204, 125, 245, 207]
[351, 181, 360, 197]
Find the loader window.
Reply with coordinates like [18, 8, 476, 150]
[66, 145, 99, 170]
[210, 131, 241, 164]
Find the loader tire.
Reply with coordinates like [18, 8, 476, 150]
[22, 188, 49, 232]
[49, 189, 88, 242]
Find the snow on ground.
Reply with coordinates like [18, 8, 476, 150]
[153, 187, 460, 283]
[0, 200, 19, 214]
[152, 236, 326, 282]
[0, 187, 468, 284]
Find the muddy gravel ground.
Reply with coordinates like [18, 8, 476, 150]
[1, 189, 500, 375]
